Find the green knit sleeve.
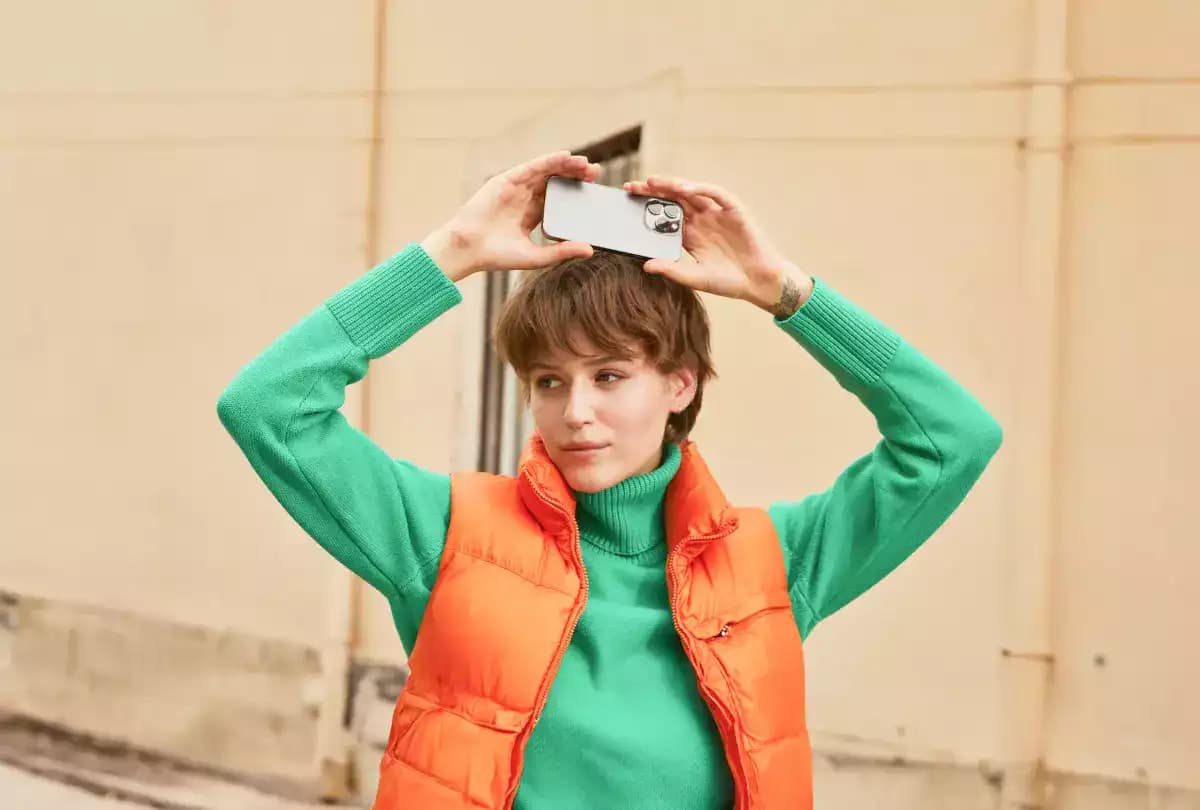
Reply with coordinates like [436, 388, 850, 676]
[766, 278, 1003, 640]
[216, 243, 460, 646]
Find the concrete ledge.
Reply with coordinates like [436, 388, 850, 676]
[0, 590, 322, 783]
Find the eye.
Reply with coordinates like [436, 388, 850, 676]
[596, 371, 624, 384]
[534, 376, 562, 390]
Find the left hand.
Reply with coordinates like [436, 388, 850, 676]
[622, 176, 814, 317]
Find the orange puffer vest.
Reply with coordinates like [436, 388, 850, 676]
[373, 436, 812, 809]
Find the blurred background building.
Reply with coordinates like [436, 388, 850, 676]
[2, 1, 1197, 807]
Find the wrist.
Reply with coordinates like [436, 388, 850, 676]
[420, 225, 479, 283]
[752, 263, 814, 319]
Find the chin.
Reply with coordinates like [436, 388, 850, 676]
[560, 467, 617, 494]
[549, 453, 624, 493]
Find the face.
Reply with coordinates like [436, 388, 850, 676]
[526, 334, 697, 493]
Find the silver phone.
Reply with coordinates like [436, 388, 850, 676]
[541, 175, 684, 261]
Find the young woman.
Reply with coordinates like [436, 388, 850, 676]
[218, 151, 1003, 809]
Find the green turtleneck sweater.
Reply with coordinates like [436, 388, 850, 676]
[519, 442, 730, 807]
[217, 243, 1002, 808]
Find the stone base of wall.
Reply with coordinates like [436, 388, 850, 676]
[813, 751, 1200, 810]
[0, 590, 322, 785]
[3, 590, 1195, 808]
[345, 659, 407, 802]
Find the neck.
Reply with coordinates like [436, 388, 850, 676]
[573, 443, 682, 556]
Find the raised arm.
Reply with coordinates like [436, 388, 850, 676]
[765, 281, 1001, 638]
[622, 175, 1003, 639]
[216, 245, 462, 644]
[217, 151, 604, 646]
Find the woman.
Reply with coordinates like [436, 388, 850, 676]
[217, 151, 1003, 809]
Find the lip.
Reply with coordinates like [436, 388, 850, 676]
[561, 442, 610, 453]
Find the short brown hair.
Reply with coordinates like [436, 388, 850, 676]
[494, 249, 715, 445]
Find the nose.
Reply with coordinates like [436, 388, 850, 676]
[562, 381, 596, 429]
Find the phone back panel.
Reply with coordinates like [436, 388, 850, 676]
[542, 176, 683, 260]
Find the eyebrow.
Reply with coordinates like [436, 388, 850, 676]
[528, 355, 633, 372]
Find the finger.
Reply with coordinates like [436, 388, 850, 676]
[625, 180, 705, 220]
[674, 180, 743, 212]
[558, 156, 603, 182]
[673, 190, 718, 217]
[624, 179, 687, 207]
[508, 150, 568, 183]
[685, 192, 722, 214]
[583, 161, 604, 182]
[643, 175, 693, 198]
[645, 176, 728, 213]
[641, 177, 720, 215]
[531, 155, 601, 187]
[511, 151, 591, 184]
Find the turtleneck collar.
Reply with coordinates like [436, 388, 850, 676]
[573, 442, 682, 557]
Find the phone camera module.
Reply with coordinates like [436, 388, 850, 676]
[644, 199, 683, 235]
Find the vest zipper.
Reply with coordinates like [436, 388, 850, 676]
[506, 475, 588, 810]
[667, 525, 751, 810]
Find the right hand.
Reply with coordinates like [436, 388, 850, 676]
[421, 151, 602, 281]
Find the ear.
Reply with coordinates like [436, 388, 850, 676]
[667, 366, 698, 414]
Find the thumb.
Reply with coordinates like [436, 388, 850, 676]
[644, 259, 713, 294]
[532, 239, 594, 265]
[643, 258, 697, 283]
[643, 258, 681, 275]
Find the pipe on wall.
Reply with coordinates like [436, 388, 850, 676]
[315, 0, 391, 799]
[998, 0, 1071, 806]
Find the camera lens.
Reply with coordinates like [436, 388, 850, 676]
[647, 202, 663, 215]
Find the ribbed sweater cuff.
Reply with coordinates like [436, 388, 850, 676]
[774, 276, 902, 386]
[325, 242, 463, 358]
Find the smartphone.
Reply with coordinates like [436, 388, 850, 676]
[541, 175, 684, 261]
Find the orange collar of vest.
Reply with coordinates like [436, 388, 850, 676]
[516, 434, 739, 558]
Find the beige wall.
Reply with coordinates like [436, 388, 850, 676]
[2, 1, 1197, 805]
